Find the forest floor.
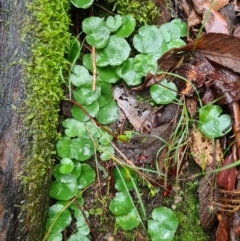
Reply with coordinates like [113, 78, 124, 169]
[53, 0, 240, 240]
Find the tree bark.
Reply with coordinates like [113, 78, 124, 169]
[0, 0, 70, 240]
[0, 0, 30, 240]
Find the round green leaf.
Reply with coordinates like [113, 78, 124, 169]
[59, 158, 75, 175]
[82, 17, 110, 49]
[73, 83, 101, 105]
[53, 161, 81, 183]
[63, 118, 85, 137]
[148, 207, 178, 241]
[83, 53, 120, 83]
[134, 54, 159, 76]
[82, 17, 107, 35]
[109, 192, 133, 216]
[56, 137, 71, 158]
[167, 39, 186, 49]
[150, 80, 177, 104]
[70, 0, 94, 9]
[46, 204, 71, 234]
[50, 181, 78, 200]
[198, 105, 232, 138]
[116, 58, 143, 86]
[115, 15, 136, 37]
[96, 99, 118, 124]
[116, 209, 140, 230]
[113, 167, 137, 191]
[70, 65, 90, 87]
[77, 164, 96, 189]
[133, 25, 163, 54]
[71, 102, 99, 122]
[96, 36, 131, 67]
[98, 82, 112, 107]
[71, 138, 95, 161]
[106, 14, 123, 32]
[97, 66, 120, 83]
[86, 30, 110, 49]
[171, 19, 187, 37]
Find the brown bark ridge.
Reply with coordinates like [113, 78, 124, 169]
[0, 0, 70, 240]
[0, 0, 30, 240]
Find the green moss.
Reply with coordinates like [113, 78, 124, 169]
[20, 0, 71, 238]
[107, 0, 160, 25]
[173, 181, 210, 241]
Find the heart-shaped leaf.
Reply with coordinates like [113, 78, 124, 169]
[150, 79, 177, 104]
[56, 137, 72, 158]
[198, 105, 232, 138]
[133, 25, 163, 54]
[70, 138, 95, 161]
[96, 36, 131, 67]
[71, 102, 99, 122]
[106, 14, 123, 32]
[50, 181, 78, 200]
[62, 119, 85, 137]
[53, 161, 81, 183]
[116, 209, 140, 230]
[116, 58, 143, 86]
[59, 158, 75, 175]
[69, 65, 91, 87]
[134, 53, 159, 75]
[115, 15, 136, 38]
[96, 99, 118, 124]
[70, 0, 94, 9]
[77, 164, 96, 189]
[73, 83, 101, 105]
[46, 204, 72, 234]
[83, 53, 120, 84]
[109, 192, 133, 216]
[148, 207, 178, 241]
[82, 17, 110, 49]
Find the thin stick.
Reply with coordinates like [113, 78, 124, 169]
[92, 47, 97, 91]
[69, 100, 125, 142]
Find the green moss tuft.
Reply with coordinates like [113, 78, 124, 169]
[20, 0, 71, 237]
[173, 181, 210, 241]
[107, 0, 160, 25]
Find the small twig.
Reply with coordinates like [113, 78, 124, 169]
[92, 47, 97, 91]
[69, 100, 125, 142]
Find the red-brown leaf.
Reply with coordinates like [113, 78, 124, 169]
[158, 33, 240, 74]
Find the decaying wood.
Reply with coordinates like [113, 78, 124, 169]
[0, 1, 53, 240]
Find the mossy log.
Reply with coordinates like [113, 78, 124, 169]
[0, 0, 70, 240]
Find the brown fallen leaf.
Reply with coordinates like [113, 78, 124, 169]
[192, 0, 229, 34]
[175, 57, 240, 104]
[217, 154, 237, 191]
[112, 86, 153, 132]
[157, 33, 240, 75]
[190, 128, 223, 169]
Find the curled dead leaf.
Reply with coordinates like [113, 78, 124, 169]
[190, 128, 223, 169]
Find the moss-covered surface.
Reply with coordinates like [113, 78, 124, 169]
[20, 0, 71, 239]
[107, 0, 160, 25]
[163, 180, 210, 241]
